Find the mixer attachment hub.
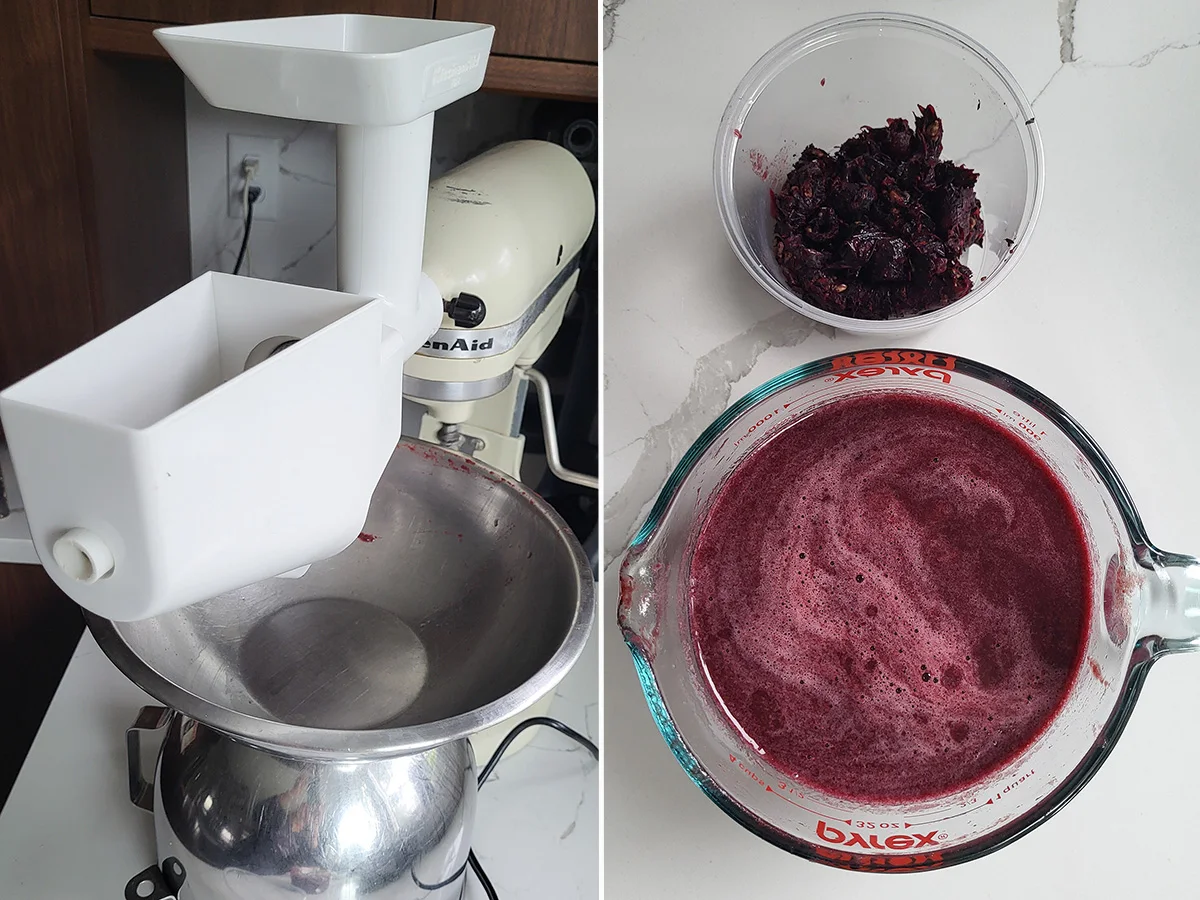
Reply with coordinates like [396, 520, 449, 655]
[437, 423, 486, 456]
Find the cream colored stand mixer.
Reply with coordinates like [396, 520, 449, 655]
[407, 138, 598, 760]
[406, 139, 597, 490]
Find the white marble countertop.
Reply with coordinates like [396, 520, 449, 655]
[0, 627, 598, 899]
[603, 0, 1200, 896]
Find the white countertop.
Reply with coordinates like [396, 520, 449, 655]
[0, 627, 598, 899]
[602, 0, 1200, 896]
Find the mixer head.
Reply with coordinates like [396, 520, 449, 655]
[403, 139, 596, 470]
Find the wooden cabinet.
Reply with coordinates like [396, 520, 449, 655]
[0, 0, 95, 807]
[85, 0, 596, 101]
[1, 0, 192, 803]
[91, 1, 434, 22]
[437, 0, 596, 63]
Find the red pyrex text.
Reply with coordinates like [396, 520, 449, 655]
[816, 820, 940, 850]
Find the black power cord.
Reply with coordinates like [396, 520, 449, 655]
[468, 849, 499, 900]
[233, 184, 262, 275]
[468, 716, 599, 899]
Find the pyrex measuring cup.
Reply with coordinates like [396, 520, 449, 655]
[618, 349, 1200, 871]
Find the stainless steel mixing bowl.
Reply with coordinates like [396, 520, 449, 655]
[126, 707, 476, 900]
[88, 439, 595, 759]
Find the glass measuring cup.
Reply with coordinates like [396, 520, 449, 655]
[618, 349, 1200, 871]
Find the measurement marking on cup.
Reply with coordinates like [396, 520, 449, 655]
[903, 803, 986, 828]
[730, 755, 851, 822]
[732, 407, 802, 450]
[986, 768, 1035, 803]
[904, 768, 1036, 829]
[767, 785, 851, 823]
[994, 407, 1045, 442]
[732, 408, 781, 449]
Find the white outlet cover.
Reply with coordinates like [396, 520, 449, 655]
[227, 134, 281, 222]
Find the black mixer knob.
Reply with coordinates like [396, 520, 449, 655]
[445, 293, 486, 328]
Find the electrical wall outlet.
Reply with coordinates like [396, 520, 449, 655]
[227, 134, 281, 221]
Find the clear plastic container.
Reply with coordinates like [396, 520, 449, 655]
[714, 13, 1044, 334]
[619, 349, 1200, 870]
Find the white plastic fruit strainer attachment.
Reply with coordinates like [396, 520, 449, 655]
[0, 272, 398, 621]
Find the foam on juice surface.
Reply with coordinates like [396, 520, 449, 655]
[689, 392, 1090, 803]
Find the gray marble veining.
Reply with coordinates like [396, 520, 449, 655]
[1033, 7, 1200, 107]
[1058, 0, 1079, 62]
[602, 311, 819, 568]
[603, 0, 627, 49]
[280, 222, 335, 273]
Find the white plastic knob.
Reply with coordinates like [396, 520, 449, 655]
[52, 528, 115, 584]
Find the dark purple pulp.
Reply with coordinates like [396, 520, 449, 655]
[772, 105, 985, 319]
[689, 393, 1090, 803]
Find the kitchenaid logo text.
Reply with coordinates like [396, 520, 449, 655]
[826, 352, 957, 385]
[430, 54, 482, 86]
[816, 820, 940, 850]
[423, 337, 493, 352]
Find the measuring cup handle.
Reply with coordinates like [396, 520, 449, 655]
[127, 705, 173, 812]
[1142, 549, 1200, 656]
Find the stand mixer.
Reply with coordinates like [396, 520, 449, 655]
[0, 14, 596, 899]
[410, 140, 598, 762]
[407, 139, 598, 490]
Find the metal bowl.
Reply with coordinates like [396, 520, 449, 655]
[88, 440, 594, 759]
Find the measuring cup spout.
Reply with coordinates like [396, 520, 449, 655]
[1141, 548, 1200, 655]
[618, 547, 663, 659]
